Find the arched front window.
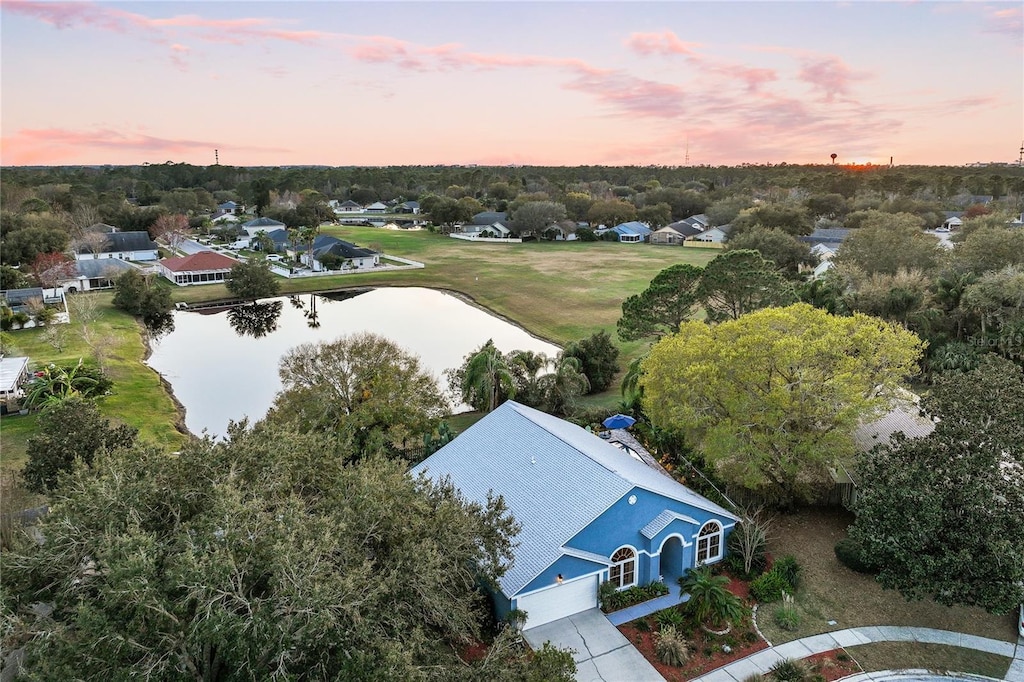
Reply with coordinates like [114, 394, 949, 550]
[609, 547, 637, 588]
[696, 521, 723, 565]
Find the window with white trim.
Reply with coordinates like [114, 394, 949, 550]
[696, 521, 723, 564]
[609, 547, 637, 588]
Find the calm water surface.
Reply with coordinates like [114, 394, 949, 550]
[146, 287, 560, 437]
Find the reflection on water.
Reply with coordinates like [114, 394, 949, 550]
[227, 301, 284, 338]
[147, 287, 560, 437]
[144, 312, 175, 339]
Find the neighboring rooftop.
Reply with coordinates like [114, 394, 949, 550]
[160, 252, 239, 272]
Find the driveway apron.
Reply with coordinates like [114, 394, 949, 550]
[523, 608, 664, 682]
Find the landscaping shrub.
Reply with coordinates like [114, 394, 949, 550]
[742, 675, 766, 682]
[654, 626, 690, 667]
[634, 617, 651, 632]
[679, 567, 745, 628]
[834, 537, 877, 574]
[773, 605, 801, 631]
[742, 630, 758, 644]
[770, 657, 810, 682]
[772, 555, 802, 590]
[750, 570, 788, 603]
[655, 606, 686, 630]
[599, 580, 669, 612]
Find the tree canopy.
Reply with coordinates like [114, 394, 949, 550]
[848, 356, 1024, 614]
[834, 212, 945, 276]
[641, 303, 924, 505]
[268, 332, 449, 458]
[22, 397, 137, 493]
[561, 330, 620, 394]
[3, 423, 579, 680]
[724, 227, 813, 279]
[697, 250, 797, 323]
[226, 260, 281, 301]
[617, 263, 703, 341]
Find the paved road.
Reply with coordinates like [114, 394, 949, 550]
[178, 239, 213, 255]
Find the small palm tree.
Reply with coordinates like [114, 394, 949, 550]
[679, 566, 744, 631]
[463, 340, 516, 412]
[23, 360, 102, 410]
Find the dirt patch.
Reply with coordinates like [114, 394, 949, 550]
[757, 508, 1018, 644]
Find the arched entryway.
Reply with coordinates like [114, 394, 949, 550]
[660, 536, 684, 583]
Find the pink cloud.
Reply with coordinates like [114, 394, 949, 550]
[625, 31, 701, 56]
[796, 55, 871, 102]
[983, 6, 1023, 38]
[0, 127, 286, 165]
[169, 43, 190, 71]
[563, 71, 686, 119]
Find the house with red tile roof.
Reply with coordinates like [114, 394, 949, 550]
[159, 252, 239, 286]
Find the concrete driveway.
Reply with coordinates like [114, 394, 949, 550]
[523, 609, 663, 682]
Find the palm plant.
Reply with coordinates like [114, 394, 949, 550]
[678, 566, 744, 631]
[462, 340, 516, 412]
[23, 360, 106, 410]
[539, 355, 589, 416]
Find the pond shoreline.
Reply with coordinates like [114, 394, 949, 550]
[138, 319, 190, 439]
[146, 287, 561, 438]
[178, 285, 563, 348]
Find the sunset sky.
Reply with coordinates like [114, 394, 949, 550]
[1, 1, 1021, 167]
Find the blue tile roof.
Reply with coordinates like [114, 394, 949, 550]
[612, 221, 652, 236]
[411, 401, 737, 596]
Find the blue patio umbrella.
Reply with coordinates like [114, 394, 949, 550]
[602, 414, 636, 429]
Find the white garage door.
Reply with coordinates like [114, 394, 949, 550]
[516, 574, 599, 629]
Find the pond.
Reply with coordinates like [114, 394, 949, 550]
[146, 287, 561, 438]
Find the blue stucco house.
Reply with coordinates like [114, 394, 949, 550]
[412, 401, 739, 629]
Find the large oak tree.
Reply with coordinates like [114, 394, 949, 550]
[641, 303, 924, 505]
[848, 356, 1024, 614]
[4, 424, 575, 680]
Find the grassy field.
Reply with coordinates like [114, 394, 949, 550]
[756, 508, 1020, 646]
[172, 228, 719, 352]
[0, 294, 187, 473]
[846, 642, 1011, 678]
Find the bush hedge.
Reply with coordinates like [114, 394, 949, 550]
[599, 580, 669, 612]
[834, 537, 877, 574]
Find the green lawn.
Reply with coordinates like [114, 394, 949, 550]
[846, 642, 1011, 679]
[173, 229, 719, 349]
[0, 294, 187, 473]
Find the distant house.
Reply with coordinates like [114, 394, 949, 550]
[799, 227, 850, 249]
[651, 219, 705, 246]
[0, 356, 30, 413]
[461, 222, 512, 238]
[241, 217, 287, 238]
[258, 228, 291, 252]
[217, 201, 244, 215]
[74, 231, 159, 262]
[60, 258, 136, 293]
[611, 221, 653, 243]
[364, 201, 388, 214]
[691, 224, 733, 243]
[398, 201, 420, 214]
[942, 212, 964, 231]
[1, 288, 46, 313]
[301, 235, 379, 271]
[210, 210, 240, 225]
[159, 252, 239, 286]
[467, 211, 510, 228]
[331, 199, 363, 214]
[810, 243, 838, 261]
[412, 401, 739, 630]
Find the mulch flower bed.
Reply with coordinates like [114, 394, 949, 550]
[619, 615, 769, 681]
[804, 649, 862, 681]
